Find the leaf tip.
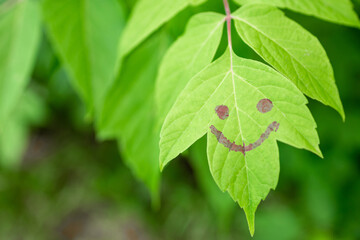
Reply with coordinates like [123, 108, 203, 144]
[317, 150, 324, 159]
[333, 100, 345, 122]
[337, 106, 345, 122]
[312, 145, 323, 159]
[244, 207, 256, 237]
[340, 111, 346, 123]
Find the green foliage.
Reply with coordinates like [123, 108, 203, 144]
[99, 32, 171, 202]
[153, 0, 358, 234]
[0, 0, 41, 129]
[42, 0, 124, 115]
[0, 0, 359, 237]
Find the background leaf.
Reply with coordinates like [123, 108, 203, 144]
[233, 4, 345, 119]
[233, 0, 360, 28]
[42, 0, 125, 115]
[120, 0, 207, 57]
[99, 32, 171, 202]
[156, 12, 224, 123]
[0, 0, 41, 130]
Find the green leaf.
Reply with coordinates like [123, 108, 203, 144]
[232, 4, 345, 120]
[233, 0, 360, 28]
[0, 0, 41, 129]
[120, 0, 207, 57]
[42, 0, 124, 115]
[160, 49, 320, 234]
[99, 32, 171, 202]
[156, 12, 224, 123]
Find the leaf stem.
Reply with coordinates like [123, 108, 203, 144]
[223, 0, 232, 50]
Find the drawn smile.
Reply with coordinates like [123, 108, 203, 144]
[210, 99, 279, 155]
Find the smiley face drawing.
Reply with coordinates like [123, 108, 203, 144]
[210, 99, 280, 155]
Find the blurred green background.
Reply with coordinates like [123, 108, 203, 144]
[0, 0, 359, 239]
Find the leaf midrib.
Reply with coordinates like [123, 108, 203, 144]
[229, 50, 253, 213]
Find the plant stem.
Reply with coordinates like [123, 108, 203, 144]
[223, 0, 232, 50]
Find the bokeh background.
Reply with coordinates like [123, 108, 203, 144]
[0, 0, 359, 239]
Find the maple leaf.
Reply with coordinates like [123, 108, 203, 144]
[153, 0, 358, 235]
[159, 48, 321, 234]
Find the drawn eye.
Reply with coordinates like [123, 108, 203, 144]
[215, 105, 229, 120]
[257, 99, 273, 113]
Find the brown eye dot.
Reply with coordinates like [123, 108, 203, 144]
[257, 99, 273, 113]
[215, 105, 229, 120]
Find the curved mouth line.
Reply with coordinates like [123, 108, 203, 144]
[210, 121, 279, 155]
